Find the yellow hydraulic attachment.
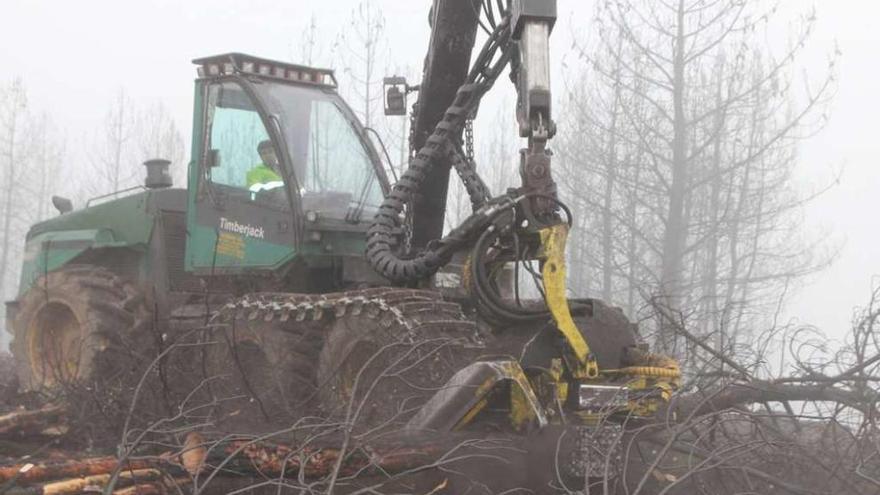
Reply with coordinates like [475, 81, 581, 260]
[410, 223, 682, 432]
[539, 224, 600, 380]
[539, 223, 682, 417]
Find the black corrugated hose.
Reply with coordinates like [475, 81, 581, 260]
[366, 18, 514, 283]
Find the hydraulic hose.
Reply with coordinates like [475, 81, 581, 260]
[469, 192, 575, 323]
[366, 20, 513, 283]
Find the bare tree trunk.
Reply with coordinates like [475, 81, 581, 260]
[658, 0, 689, 351]
[299, 15, 321, 66]
[706, 55, 728, 353]
[363, 6, 372, 128]
[0, 80, 27, 306]
[626, 151, 643, 318]
[111, 92, 126, 192]
[337, 0, 386, 129]
[722, 81, 762, 340]
[35, 117, 48, 222]
[31, 113, 62, 223]
[601, 37, 624, 303]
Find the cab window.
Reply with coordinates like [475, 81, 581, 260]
[302, 100, 384, 216]
[257, 83, 386, 221]
[204, 82, 285, 204]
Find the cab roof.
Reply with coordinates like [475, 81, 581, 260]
[192, 53, 338, 88]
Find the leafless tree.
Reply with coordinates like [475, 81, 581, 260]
[86, 88, 140, 197]
[620, 283, 880, 495]
[82, 90, 187, 200]
[0, 79, 31, 349]
[0, 80, 68, 352]
[297, 14, 327, 68]
[25, 112, 66, 224]
[559, 0, 838, 355]
[334, 0, 387, 129]
[137, 102, 187, 186]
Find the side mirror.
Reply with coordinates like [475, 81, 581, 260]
[52, 196, 74, 215]
[205, 149, 221, 169]
[383, 77, 409, 116]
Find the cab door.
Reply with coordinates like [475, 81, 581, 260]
[185, 79, 298, 274]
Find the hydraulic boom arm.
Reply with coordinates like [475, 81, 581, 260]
[368, 1, 677, 388]
[408, 0, 483, 250]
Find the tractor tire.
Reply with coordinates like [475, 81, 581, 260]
[203, 313, 325, 429]
[316, 291, 483, 433]
[203, 289, 483, 433]
[11, 265, 151, 392]
[573, 298, 641, 370]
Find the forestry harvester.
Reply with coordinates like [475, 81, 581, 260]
[5, 0, 680, 486]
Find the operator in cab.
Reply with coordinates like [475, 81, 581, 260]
[247, 140, 284, 199]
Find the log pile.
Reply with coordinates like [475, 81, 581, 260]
[0, 415, 477, 495]
[1, 468, 167, 495]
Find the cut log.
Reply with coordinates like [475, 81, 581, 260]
[1, 469, 161, 495]
[111, 483, 163, 495]
[0, 406, 65, 437]
[0, 458, 157, 485]
[113, 477, 192, 495]
[222, 437, 447, 479]
[1, 432, 498, 488]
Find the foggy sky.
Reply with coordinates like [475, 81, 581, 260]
[0, 0, 877, 341]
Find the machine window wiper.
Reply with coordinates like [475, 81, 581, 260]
[346, 172, 379, 224]
[347, 125, 395, 224]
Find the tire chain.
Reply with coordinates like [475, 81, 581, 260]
[211, 288, 484, 347]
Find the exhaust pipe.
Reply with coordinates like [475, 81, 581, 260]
[144, 159, 173, 189]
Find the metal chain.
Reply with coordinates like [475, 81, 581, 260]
[403, 203, 414, 254]
[465, 119, 475, 163]
[402, 108, 418, 254]
[408, 107, 418, 160]
[450, 143, 491, 212]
